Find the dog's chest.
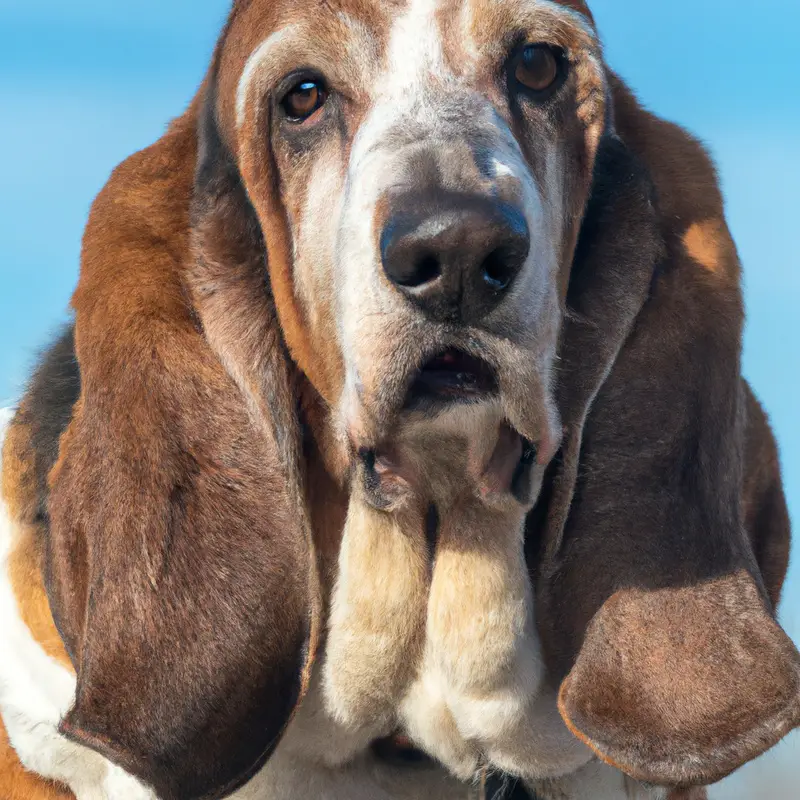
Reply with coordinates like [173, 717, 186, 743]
[321, 402, 592, 782]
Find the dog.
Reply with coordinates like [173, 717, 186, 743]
[1, 1, 798, 798]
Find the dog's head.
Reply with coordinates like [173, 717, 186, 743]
[26, 2, 799, 799]
[204, 0, 609, 491]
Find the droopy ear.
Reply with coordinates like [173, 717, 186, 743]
[46, 88, 318, 800]
[741, 381, 792, 609]
[558, 573, 800, 788]
[530, 76, 800, 789]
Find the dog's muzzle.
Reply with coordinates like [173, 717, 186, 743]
[380, 192, 530, 325]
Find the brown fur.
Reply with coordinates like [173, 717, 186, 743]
[41, 101, 320, 800]
[741, 383, 791, 609]
[530, 75, 797, 792]
[558, 573, 800, 787]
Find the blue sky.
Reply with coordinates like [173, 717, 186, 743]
[0, 2, 798, 796]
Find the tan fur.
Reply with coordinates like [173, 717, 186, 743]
[1, 419, 72, 670]
[7, 524, 72, 671]
[407, 501, 537, 774]
[683, 220, 725, 274]
[0, 415, 36, 525]
[481, 687, 591, 781]
[323, 496, 429, 731]
[403, 489, 591, 781]
[260, 672, 474, 798]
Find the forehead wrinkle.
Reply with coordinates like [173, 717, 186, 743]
[534, 0, 595, 35]
[332, 10, 385, 98]
[345, 0, 454, 170]
[506, 0, 596, 40]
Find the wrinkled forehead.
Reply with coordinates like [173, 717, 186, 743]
[217, 0, 597, 136]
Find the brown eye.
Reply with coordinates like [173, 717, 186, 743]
[281, 79, 328, 122]
[514, 44, 561, 93]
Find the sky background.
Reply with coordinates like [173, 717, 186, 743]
[0, 1, 797, 796]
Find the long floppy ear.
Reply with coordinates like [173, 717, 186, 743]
[45, 83, 319, 800]
[530, 76, 800, 790]
[741, 381, 792, 610]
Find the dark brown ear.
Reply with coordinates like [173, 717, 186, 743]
[46, 88, 319, 800]
[741, 381, 792, 609]
[531, 76, 800, 789]
[558, 572, 800, 788]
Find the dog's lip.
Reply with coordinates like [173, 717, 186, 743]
[404, 348, 498, 407]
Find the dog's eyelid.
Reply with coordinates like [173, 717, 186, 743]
[274, 69, 333, 124]
[276, 68, 326, 97]
[506, 42, 569, 102]
[272, 68, 365, 128]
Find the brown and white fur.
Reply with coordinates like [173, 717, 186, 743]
[1, 0, 798, 799]
[0, 403, 652, 799]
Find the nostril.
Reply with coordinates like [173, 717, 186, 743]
[481, 248, 515, 291]
[382, 215, 445, 289]
[391, 252, 442, 288]
[413, 253, 441, 287]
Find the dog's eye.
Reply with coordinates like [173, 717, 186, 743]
[281, 78, 328, 122]
[514, 44, 561, 93]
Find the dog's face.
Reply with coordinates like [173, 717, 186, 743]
[226, 0, 605, 487]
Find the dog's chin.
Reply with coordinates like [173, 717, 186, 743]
[344, 336, 560, 449]
[338, 338, 562, 510]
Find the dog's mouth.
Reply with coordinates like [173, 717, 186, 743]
[404, 348, 498, 409]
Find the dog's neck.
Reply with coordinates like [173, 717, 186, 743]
[300, 384, 587, 781]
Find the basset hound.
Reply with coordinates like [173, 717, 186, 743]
[0, 1, 797, 799]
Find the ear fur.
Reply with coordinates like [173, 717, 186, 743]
[531, 76, 799, 789]
[45, 86, 318, 800]
[741, 381, 791, 609]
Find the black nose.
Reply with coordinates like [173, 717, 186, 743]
[380, 194, 530, 324]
